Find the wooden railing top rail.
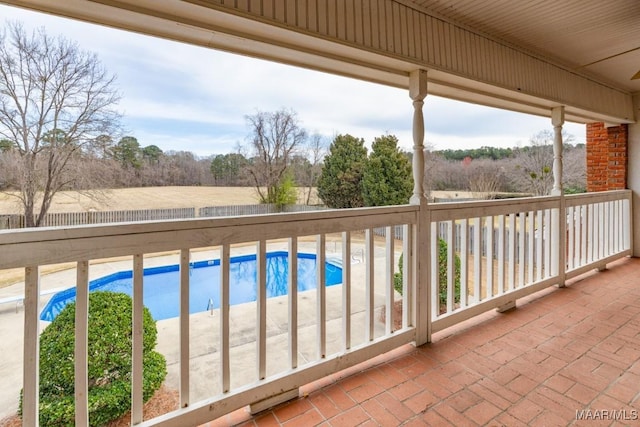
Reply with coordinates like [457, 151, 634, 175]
[429, 195, 561, 221]
[428, 190, 631, 222]
[565, 189, 631, 206]
[0, 205, 418, 270]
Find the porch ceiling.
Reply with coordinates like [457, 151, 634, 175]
[1, 0, 638, 124]
[409, 0, 640, 94]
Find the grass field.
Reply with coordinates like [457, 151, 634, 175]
[0, 186, 320, 214]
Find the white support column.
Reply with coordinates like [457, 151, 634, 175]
[409, 69, 431, 345]
[551, 107, 566, 286]
[410, 70, 427, 205]
[551, 107, 565, 196]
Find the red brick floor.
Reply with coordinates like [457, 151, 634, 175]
[201, 257, 640, 426]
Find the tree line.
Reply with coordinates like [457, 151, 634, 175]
[428, 130, 586, 197]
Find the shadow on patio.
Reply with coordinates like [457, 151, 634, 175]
[206, 257, 640, 426]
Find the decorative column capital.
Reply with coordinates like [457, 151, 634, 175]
[551, 106, 565, 127]
[409, 69, 428, 101]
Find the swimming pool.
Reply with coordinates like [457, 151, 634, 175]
[41, 251, 342, 321]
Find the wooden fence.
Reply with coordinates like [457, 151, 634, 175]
[0, 204, 327, 229]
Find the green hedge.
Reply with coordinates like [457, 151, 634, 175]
[20, 291, 166, 426]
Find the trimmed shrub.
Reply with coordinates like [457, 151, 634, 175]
[437, 238, 461, 308]
[20, 291, 166, 426]
[394, 239, 461, 308]
[394, 253, 404, 294]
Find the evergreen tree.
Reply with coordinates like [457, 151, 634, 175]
[210, 152, 248, 185]
[112, 136, 142, 169]
[362, 134, 413, 206]
[317, 134, 367, 208]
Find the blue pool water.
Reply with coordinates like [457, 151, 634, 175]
[41, 252, 342, 321]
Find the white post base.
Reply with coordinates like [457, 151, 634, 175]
[250, 388, 299, 415]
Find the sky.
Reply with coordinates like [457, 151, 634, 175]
[0, 4, 586, 157]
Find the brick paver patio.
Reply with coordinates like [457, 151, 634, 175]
[202, 257, 640, 426]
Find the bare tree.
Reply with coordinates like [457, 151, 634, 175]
[244, 109, 307, 204]
[299, 132, 326, 205]
[0, 22, 120, 226]
[510, 130, 574, 196]
[467, 159, 506, 199]
[422, 142, 451, 198]
[563, 144, 586, 193]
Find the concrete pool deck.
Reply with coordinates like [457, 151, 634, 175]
[0, 238, 397, 419]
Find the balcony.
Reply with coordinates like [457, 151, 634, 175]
[0, 190, 633, 426]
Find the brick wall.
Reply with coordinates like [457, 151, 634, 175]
[586, 123, 628, 192]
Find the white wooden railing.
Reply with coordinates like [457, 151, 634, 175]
[565, 190, 632, 278]
[0, 190, 632, 426]
[0, 205, 418, 426]
[429, 190, 632, 332]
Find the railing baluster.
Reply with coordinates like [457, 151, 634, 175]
[536, 210, 543, 281]
[577, 205, 583, 266]
[402, 224, 413, 328]
[567, 206, 574, 270]
[497, 215, 505, 295]
[619, 200, 623, 252]
[622, 199, 627, 251]
[608, 202, 614, 255]
[624, 198, 631, 250]
[611, 201, 616, 253]
[341, 232, 351, 350]
[365, 229, 374, 341]
[317, 234, 326, 358]
[132, 254, 144, 425]
[486, 216, 494, 299]
[431, 222, 439, 315]
[595, 203, 601, 260]
[588, 204, 594, 263]
[621, 199, 625, 252]
[473, 218, 481, 303]
[179, 250, 190, 407]
[75, 261, 90, 426]
[544, 209, 551, 278]
[257, 240, 267, 379]
[581, 205, 587, 266]
[220, 244, 230, 393]
[447, 221, 454, 313]
[518, 213, 525, 288]
[289, 238, 298, 368]
[573, 206, 580, 267]
[385, 227, 394, 334]
[460, 219, 468, 308]
[528, 211, 535, 284]
[595, 202, 601, 260]
[22, 266, 40, 427]
[615, 200, 619, 253]
[598, 203, 604, 260]
[604, 202, 610, 257]
[508, 214, 515, 291]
